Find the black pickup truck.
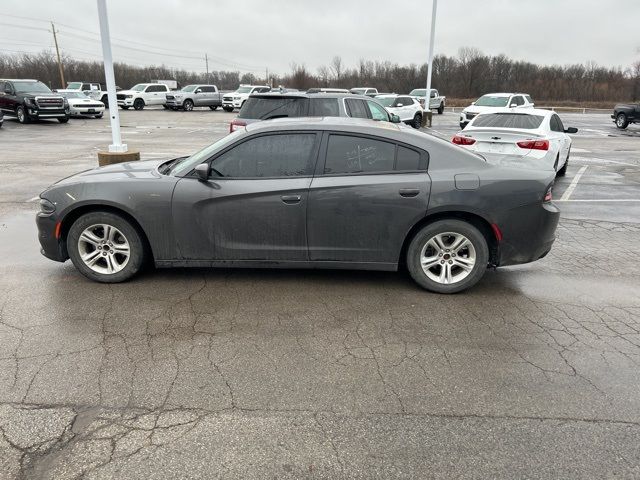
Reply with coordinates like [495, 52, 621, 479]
[612, 103, 640, 129]
[0, 79, 70, 124]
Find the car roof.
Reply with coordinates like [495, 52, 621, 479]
[246, 116, 399, 133]
[0, 79, 38, 82]
[249, 92, 375, 100]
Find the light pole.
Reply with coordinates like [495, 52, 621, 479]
[424, 0, 438, 117]
[97, 0, 126, 153]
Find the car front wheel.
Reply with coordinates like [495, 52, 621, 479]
[223, 106, 234, 112]
[183, 99, 194, 111]
[406, 220, 489, 294]
[17, 105, 30, 124]
[615, 113, 629, 129]
[67, 211, 146, 283]
[133, 99, 145, 110]
[209, 105, 218, 110]
[412, 113, 422, 129]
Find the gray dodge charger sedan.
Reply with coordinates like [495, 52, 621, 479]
[36, 117, 559, 293]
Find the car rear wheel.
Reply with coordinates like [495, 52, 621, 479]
[437, 103, 444, 114]
[406, 220, 489, 294]
[183, 99, 194, 111]
[209, 105, 218, 110]
[223, 106, 234, 112]
[17, 106, 30, 124]
[58, 116, 69, 123]
[68, 212, 146, 283]
[412, 113, 422, 129]
[133, 99, 145, 110]
[557, 150, 569, 177]
[615, 113, 629, 129]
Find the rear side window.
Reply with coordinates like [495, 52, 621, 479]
[550, 114, 565, 132]
[309, 98, 340, 116]
[345, 98, 369, 119]
[511, 96, 525, 106]
[395, 147, 421, 171]
[525, 95, 533, 104]
[238, 97, 306, 119]
[324, 135, 395, 174]
[472, 113, 544, 129]
[213, 134, 317, 178]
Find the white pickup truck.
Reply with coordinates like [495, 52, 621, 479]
[222, 85, 271, 112]
[58, 82, 110, 107]
[116, 83, 170, 110]
[409, 88, 446, 114]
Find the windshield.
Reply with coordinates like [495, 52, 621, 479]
[376, 97, 395, 107]
[350, 88, 366, 94]
[474, 95, 509, 107]
[236, 86, 252, 94]
[409, 89, 426, 97]
[169, 131, 245, 176]
[472, 113, 544, 129]
[130, 84, 147, 92]
[13, 81, 52, 94]
[238, 97, 305, 119]
[67, 82, 82, 89]
[181, 85, 197, 92]
[61, 92, 86, 99]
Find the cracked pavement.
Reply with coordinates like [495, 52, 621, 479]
[1, 110, 639, 478]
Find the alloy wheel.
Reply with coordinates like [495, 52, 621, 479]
[420, 232, 476, 285]
[77, 224, 130, 274]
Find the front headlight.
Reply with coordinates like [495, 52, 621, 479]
[125, 94, 133, 98]
[63, 98, 69, 107]
[233, 96, 240, 100]
[39, 198, 56, 214]
[24, 98, 35, 106]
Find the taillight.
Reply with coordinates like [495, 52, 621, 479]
[544, 185, 553, 202]
[229, 119, 246, 133]
[517, 139, 549, 151]
[452, 135, 476, 146]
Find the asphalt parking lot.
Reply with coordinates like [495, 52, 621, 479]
[1, 108, 639, 479]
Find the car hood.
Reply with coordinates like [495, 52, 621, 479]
[68, 98, 103, 105]
[117, 89, 138, 95]
[463, 105, 509, 115]
[22, 92, 63, 99]
[51, 159, 168, 187]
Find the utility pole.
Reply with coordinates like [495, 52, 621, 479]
[205, 53, 210, 84]
[50, 22, 65, 88]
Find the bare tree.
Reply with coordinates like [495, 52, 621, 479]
[330, 55, 343, 81]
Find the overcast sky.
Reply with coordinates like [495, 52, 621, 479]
[2, 0, 638, 76]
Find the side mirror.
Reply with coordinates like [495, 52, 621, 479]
[510, 103, 517, 108]
[396, 103, 404, 107]
[565, 127, 578, 134]
[195, 163, 210, 181]
[390, 114, 401, 124]
[471, 102, 476, 106]
[195, 89, 202, 93]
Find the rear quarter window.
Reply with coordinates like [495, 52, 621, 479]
[309, 98, 340, 116]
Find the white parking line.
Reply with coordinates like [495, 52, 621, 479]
[555, 199, 640, 203]
[570, 148, 591, 153]
[560, 166, 588, 201]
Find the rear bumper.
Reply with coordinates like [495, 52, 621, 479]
[36, 213, 67, 262]
[496, 201, 560, 266]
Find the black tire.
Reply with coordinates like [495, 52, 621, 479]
[121, 106, 129, 110]
[162, 105, 169, 110]
[412, 113, 422, 129]
[437, 103, 444, 115]
[223, 106, 234, 112]
[406, 219, 489, 294]
[58, 116, 69, 123]
[133, 99, 145, 110]
[16, 105, 30, 124]
[615, 113, 629, 129]
[67, 211, 146, 283]
[556, 149, 569, 177]
[101, 96, 109, 109]
[95, 113, 103, 119]
[209, 105, 218, 110]
[183, 99, 194, 111]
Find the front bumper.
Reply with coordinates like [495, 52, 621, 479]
[27, 107, 69, 119]
[117, 98, 134, 106]
[222, 99, 243, 108]
[496, 201, 560, 266]
[36, 212, 67, 262]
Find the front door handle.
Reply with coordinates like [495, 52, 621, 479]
[281, 194, 301, 204]
[399, 188, 420, 197]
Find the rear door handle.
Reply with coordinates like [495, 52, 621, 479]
[399, 188, 420, 197]
[281, 194, 301, 204]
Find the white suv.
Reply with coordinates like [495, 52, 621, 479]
[117, 83, 170, 110]
[222, 85, 271, 112]
[375, 94, 424, 129]
[460, 93, 534, 128]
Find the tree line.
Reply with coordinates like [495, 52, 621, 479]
[1, 47, 638, 102]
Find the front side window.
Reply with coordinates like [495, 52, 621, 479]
[212, 134, 317, 178]
[309, 98, 340, 116]
[511, 96, 525, 106]
[367, 101, 389, 121]
[182, 85, 197, 92]
[131, 84, 147, 92]
[67, 82, 82, 89]
[324, 135, 395, 174]
[409, 89, 426, 97]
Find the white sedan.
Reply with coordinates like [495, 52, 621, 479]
[451, 109, 577, 176]
[59, 92, 105, 118]
[375, 94, 424, 129]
